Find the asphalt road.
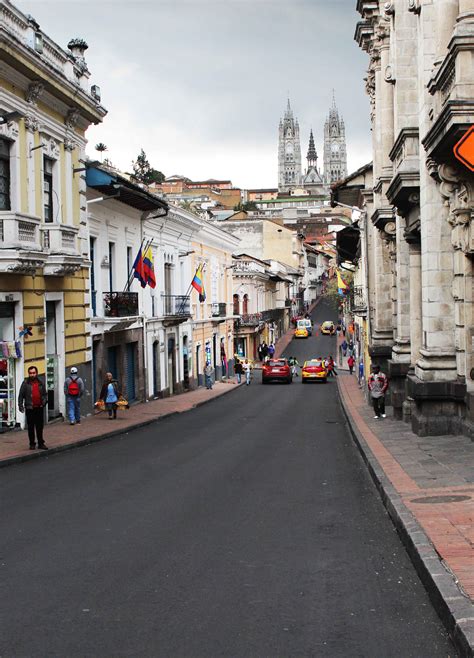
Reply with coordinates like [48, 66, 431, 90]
[0, 301, 455, 657]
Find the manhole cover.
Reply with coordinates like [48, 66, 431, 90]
[410, 495, 472, 504]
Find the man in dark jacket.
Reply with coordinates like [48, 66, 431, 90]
[18, 365, 48, 450]
[368, 365, 389, 418]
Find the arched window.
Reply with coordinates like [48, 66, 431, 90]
[243, 294, 249, 315]
[233, 294, 240, 315]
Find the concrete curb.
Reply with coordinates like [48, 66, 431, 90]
[337, 379, 474, 658]
[0, 382, 243, 470]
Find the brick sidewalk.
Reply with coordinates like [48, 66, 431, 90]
[338, 374, 474, 656]
[0, 381, 240, 468]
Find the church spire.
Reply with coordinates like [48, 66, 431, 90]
[307, 129, 318, 168]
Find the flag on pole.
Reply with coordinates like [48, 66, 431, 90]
[142, 245, 156, 289]
[132, 247, 147, 288]
[191, 264, 206, 302]
[337, 269, 349, 296]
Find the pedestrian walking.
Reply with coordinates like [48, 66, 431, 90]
[261, 342, 268, 361]
[242, 359, 252, 385]
[288, 356, 300, 377]
[358, 360, 365, 387]
[325, 356, 338, 377]
[99, 372, 121, 419]
[18, 365, 48, 450]
[347, 355, 355, 375]
[348, 340, 354, 358]
[368, 365, 389, 419]
[64, 366, 84, 425]
[234, 359, 243, 384]
[204, 362, 214, 390]
[268, 343, 275, 358]
[341, 339, 348, 357]
[257, 344, 263, 362]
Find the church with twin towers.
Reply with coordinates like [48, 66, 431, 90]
[278, 96, 348, 195]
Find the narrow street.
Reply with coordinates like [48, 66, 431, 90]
[0, 302, 454, 657]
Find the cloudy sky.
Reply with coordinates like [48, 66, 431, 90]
[16, 0, 372, 188]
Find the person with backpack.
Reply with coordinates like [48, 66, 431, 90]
[64, 366, 85, 425]
[347, 354, 355, 375]
[234, 359, 243, 384]
[341, 339, 348, 357]
[325, 355, 338, 377]
[288, 356, 300, 377]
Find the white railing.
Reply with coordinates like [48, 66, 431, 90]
[40, 224, 78, 254]
[0, 211, 41, 250]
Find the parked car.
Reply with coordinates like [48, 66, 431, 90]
[301, 359, 327, 383]
[262, 359, 292, 384]
[320, 321, 336, 335]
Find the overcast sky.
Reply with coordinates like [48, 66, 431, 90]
[16, 0, 372, 188]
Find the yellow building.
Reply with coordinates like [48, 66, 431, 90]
[0, 3, 105, 429]
[191, 221, 239, 385]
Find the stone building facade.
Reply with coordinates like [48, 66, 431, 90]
[355, 0, 474, 437]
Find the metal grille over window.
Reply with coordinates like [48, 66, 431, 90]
[42, 229, 50, 249]
[0, 139, 11, 211]
[0, 219, 4, 242]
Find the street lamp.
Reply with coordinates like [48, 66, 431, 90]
[0, 110, 24, 124]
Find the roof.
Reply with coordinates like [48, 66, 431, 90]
[86, 163, 168, 213]
[331, 162, 373, 191]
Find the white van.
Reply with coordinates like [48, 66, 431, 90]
[297, 318, 313, 336]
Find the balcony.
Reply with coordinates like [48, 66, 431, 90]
[41, 224, 82, 276]
[162, 294, 191, 325]
[211, 302, 227, 319]
[103, 291, 139, 318]
[0, 211, 46, 274]
[239, 313, 263, 327]
[351, 285, 367, 315]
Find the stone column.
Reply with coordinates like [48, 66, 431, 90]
[402, 235, 422, 423]
[434, 0, 459, 65]
[389, 214, 412, 419]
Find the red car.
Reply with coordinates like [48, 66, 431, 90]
[262, 359, 292, 384]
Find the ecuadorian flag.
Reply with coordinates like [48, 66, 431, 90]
[191, 264, 206, 302]
[337, 270, 349, 296]
[142, 245, 156, 289]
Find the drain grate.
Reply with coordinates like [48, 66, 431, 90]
[410, 494, 472, 504]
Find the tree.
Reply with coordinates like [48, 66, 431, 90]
[323, 270, 354, 311]
[95, 142, 107, 161]
[233, 201, 258, 212]
[131, 149, 165, 185]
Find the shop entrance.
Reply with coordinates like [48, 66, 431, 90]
[0, 302, 16, 431]
[46, 300, 61, 420]
[167, 335, 176, 395]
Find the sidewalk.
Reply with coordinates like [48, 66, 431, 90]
[338, 374, 474, 657]
[0, 381, 241, 469]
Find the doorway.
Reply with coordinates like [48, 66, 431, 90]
[46, 300, 60, 420]
[183, 336, 190, 390]
[167, 335, 176, 395]
[152, 340, 161, 397]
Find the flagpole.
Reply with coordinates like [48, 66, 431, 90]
[178, 265, 201, 315]
[125, 237, 152, 292]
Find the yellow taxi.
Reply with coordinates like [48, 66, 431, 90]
[294, 326, 309, 338]
[320, 321, 336, 335]
[301, 359, 327, 382]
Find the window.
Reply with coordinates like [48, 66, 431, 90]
[43, 157, 54, 222]
[243, 294, 249, 315]
[108, 242, 114, 292]
[164, 263, 173, 296]
[126, 246, 132, 291]
[233, 294, 240, 315]
[0, 140, 10, 211]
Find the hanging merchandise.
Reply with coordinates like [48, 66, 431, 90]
[1, 342, 9, 358]
[15, 341, 21, 358]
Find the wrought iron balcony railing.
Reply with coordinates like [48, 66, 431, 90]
[351, 285, 367, 313]
[103, 291, 139, 318]
[162, 294, 190, 317]
[211, 302, 227, 318]
[239, 313, 262, 326]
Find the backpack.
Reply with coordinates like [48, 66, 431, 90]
[68, 378, 80, 396]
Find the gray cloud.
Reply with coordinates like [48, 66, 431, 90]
[15, 0, 371, 187]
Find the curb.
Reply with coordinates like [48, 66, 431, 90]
[0, 382, 243, 470]
[337, 379, 474, 658]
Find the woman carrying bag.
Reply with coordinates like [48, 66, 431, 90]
[99, 372, 122, 419]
